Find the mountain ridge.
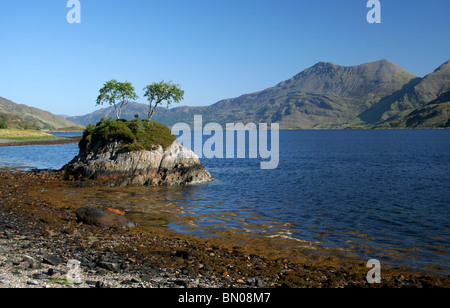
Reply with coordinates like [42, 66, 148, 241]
[378, 90, 450, 128]
[64, 59, 450, 129]
[0, 97, 84, 130]
[358, 60, 450, 124]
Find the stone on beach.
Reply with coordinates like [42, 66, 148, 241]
[75, 206, 132, 228]
[22, 255, 42, 269]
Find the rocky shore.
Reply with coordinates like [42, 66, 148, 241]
[0, 206, 229, 288]
[0, 136, 81, 148]
[62, 139, 213, 187]
[0, 171, 238, 288]
[1, 171, 449, 288]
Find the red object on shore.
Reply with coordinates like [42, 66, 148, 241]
[106, 208, 125, 216]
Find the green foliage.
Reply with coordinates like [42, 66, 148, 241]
[96, 79, 139, 120]
[0, 115, 7, 129]
[80, 117, 176, 152]
[143, 80, 184, 120]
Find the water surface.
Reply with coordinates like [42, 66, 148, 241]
[0, 129, 449, 274]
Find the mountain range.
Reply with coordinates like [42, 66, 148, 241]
[67, 59, 450, 129]
[0, 97, 83, 131]
[2, 59, 449, 130]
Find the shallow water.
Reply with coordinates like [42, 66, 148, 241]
[0, 129, 449, 274]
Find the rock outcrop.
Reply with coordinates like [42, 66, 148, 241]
[62, 140, 213, 187]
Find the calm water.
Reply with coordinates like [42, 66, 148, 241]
[0, 132, 80, 170]
[0, 130, 449, 273]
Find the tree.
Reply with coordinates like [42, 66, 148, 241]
[0, 117, 7, 129]
[143, 80, 184, 121]
[96, 79, 138, 120]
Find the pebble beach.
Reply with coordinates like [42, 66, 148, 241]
[1, 170, 449, 289]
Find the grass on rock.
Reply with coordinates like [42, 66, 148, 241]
[80, 117, 177, 152]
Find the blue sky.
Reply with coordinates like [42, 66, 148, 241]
[0, 0, 449, 116]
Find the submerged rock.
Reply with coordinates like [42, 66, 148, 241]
[62, 140, 213, 187]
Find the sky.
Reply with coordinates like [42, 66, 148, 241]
[0, 0, 449, 116]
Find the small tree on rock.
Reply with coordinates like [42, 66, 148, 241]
[143, 80, 184, 121]
[96, 79, 138, 120]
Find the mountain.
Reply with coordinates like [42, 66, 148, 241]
[69, 59, 449, 129]
[0, 113, 39, 130]
[358, 60, 450, 124]
[68, 102, 148, 125]
[378, 90, 450, 128]
[67, 102, 207, 127]
[0, 97, 84, 130]
[194, 59, 417, 128]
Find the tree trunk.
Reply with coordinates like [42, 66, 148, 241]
[148, 101, 161, 121]
[117, 100, 127, 120]
[148, 102, 153, 121]
[148, 107, 156, 121]
[113, 104, 120, 120]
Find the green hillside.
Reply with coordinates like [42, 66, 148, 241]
[378, 90, 450, 128]
[0, 113, 39, 130]
[358, 60, 450, 124]
[0, 97, 84, 131]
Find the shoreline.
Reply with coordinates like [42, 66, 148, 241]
[0, 136, 81, 148]
[1, 170, 449, 288]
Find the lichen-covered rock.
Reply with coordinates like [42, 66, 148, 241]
[62, 140, 213, 187]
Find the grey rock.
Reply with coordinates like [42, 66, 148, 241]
[95, 281, 110, 288]
[43, 255, 61, 266]
[62, 140, 213, 187]
[3, 230, 14, 239]
[32, 273, 47, 280]
[85, 280, 98, 285]
[27, 280, 39, 285]
[97, 261, 120, 272]
[22, 255, 41, 269]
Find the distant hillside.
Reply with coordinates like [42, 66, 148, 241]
[67, 102, 148, 125]
[0, 113, 39, 130]
[0, 97, 84, 130]
[68, 59, 449, 129]
[67, 102, 207, 127]
[196, 59, 417, 128]
[379, 90, 450, 128]
[358, 60, 450, 124]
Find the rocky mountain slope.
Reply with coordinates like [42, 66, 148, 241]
[68, 59, 450, 129]
[378, 90, 450, 128]
[358, 60, 450, 125]
[0, 97, 83, 130]
[0, 113, 39, 130]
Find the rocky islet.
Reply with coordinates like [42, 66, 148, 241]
[62, 139, 213, 187]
